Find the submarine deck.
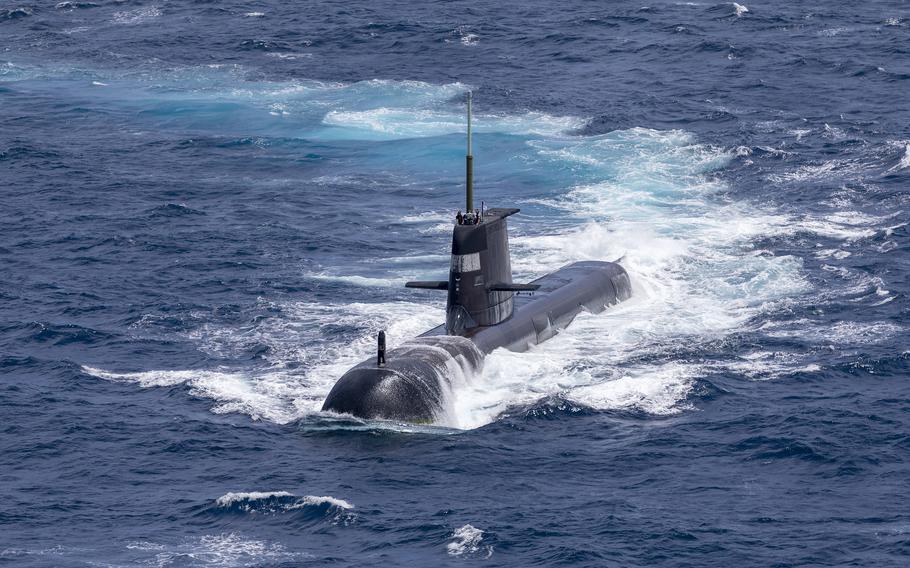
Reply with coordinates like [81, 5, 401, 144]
[420, 260, 630, 354]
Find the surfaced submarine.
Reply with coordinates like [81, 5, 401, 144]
[322, 93, 632, 423]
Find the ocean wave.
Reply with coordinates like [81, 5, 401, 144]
[706, 3, 748, 18]
[214, 491, 353, 511]
[764, 320, 902, 346]
[0, 7, 32, 20]
[215, 491, 294, 508]
[82, 366, 304, 423]
[206, 492, 356, 528]
[888, 143, 910, 172]
[447, 524, 491, 557]
[55, 1, 98, 9]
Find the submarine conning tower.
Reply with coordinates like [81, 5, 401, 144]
[405, 91, 538, 335]
[446, 207, 519, 334]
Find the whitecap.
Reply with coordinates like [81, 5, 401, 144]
[297, 495, 354, 510]
[888, 143, 910, 171]
[568, 363, 699, 415]
[82, 366, 304, 423]
[112, 6, 161, 25]
[819, 27, 849, 37]
[214, 491, 353, 510]
[447, 524, 490, 557]
[790, 128, 812, 141]
[215, 491, 294, 507]
[266, 52, 313, 60]
[764, 320, 902, 346]
[56, 1, 99, 9]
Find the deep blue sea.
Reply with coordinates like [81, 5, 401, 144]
[2, 1, 909, 566]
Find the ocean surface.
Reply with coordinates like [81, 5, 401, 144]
[1, 0, 909, 565]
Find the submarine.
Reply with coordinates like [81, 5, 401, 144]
[322, 93, 632, 423]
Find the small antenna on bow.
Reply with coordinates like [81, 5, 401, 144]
[377, 331, 386, 367]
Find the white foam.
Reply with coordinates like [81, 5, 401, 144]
[814, 248, 852, 260]
[795, 213, 879, 241]
[244, 12, 265, 17]
[447, 524, 489, 557]
[399, 211, 452, 224]
[890, 143, 910, 171]
[768, 160, 840, 183]
[214, 491, 353, 510]
[55, 2, 88, 10]
[790, 128, 812, 141]
[133, 534, 307, 566]
[819, 27, 849, 37]
[731, 3, 749, 17]
[308, 272, 407, 288]
[722, 350, 822, 380]
[298, 495, 354, 510]
[323, 108, 584, 140]
[215, 491, 294, 507]
[83, 365, 305, 423]
[266, 52, 313, 60]
[569, 363, 699, 414]
[765, 320, 901, 345]
[85, 299, 447, 424]
[112, 6, 161, 25]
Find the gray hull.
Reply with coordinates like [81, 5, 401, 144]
[321, 260, 631, 423]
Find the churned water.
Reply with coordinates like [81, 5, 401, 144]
[1, 1, 908, 566]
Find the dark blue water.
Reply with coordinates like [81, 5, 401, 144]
[2, 1, 909, 565]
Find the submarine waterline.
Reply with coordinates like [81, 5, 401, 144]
[321, 93, 632, 424]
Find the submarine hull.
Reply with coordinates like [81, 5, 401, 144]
[320, 336, 483, 423]
[321, 260, 631, 423]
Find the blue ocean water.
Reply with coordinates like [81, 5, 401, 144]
[1, 0, 909, 565]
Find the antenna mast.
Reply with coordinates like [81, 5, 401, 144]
[465, 91, 474, 212]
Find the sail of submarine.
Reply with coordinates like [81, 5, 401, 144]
[322, 92, 632, 423]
